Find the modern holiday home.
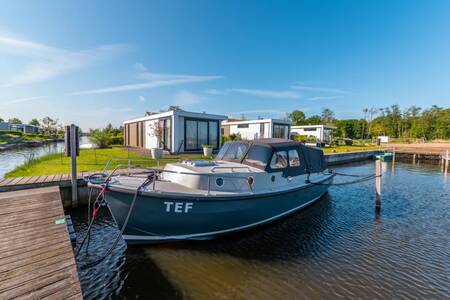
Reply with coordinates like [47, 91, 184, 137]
[290, 125, 336, 144]
[123, 109, 228, 153]
[221, 118, 291, 140]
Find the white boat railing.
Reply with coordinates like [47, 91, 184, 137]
[99, 159, 254, 195]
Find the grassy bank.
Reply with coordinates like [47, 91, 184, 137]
[5, 145, 379, 178]
[0, 130, 61, 145]
[5, 148, 206, 178]
[322, 145, 378, 154]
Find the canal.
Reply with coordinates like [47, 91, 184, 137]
[0, 142, 64, 178]
[71, 160, 449, 299]
[0, 136, 91, 178]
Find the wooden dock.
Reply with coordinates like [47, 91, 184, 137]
[0, 186, 82, 299]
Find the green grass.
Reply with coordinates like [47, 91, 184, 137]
[5, 144, 378, 178]
[0, 130, 61, 144]
[5, 147, 207, 178]
[322, 145, 378, 154]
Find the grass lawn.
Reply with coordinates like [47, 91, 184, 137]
[5, 147, 207, 178]
[5, 144, 378, 178]
[322, 145, 378, 154]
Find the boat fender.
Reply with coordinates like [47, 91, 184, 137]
[247, 176, 254, 186]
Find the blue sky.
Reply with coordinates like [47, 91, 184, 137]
[1, 0, 450, 129]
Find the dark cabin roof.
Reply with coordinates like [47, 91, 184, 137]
[224, 138, 327, 174]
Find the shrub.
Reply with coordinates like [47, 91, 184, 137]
[110, 135, 123, 145]
[89, 129, 113, 148]
[292, 134, 308, 143]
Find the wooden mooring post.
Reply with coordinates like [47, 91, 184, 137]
[445, 150, 449, 174]
[375, 159, 382, 212]
[65, 124, 80, 207]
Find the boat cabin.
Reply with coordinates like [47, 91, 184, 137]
[215, 139, 327, 176]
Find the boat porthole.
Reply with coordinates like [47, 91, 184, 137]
[215, 177, 224, 187]
[247, 176, 254, 186]
[271, 175, 275, 182]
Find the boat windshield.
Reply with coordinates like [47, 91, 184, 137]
[216, 142, 249, 162]
[242, 144, 272, 169]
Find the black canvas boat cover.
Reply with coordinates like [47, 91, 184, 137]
[217, 139, 327, 176]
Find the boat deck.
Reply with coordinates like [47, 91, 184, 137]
[0, 186, 82, 299]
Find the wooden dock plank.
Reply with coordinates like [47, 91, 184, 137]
[0, 186, 82, 300]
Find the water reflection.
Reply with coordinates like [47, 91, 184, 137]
[0, 142, 64, 177]
[72, 161, 450, 299]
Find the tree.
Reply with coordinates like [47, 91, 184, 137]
[0, 117, 3, 123]
[29, 118, 40, 127]
[288, 110, 306, 125]
[305, 115, 322, 125]
[41, 116, 57, 133]
[8, 117, 22, 124]
[321, 108, 335, 123]
[89, 128, 113, 148]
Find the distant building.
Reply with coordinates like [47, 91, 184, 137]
[123, 109, 228, 153]
[0, 122, 41, 134]
[377, 136, 389, 143]
[221, 119, 291, 140]
[290, 125, 336, 143]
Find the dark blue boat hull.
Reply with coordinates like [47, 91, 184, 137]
[105, 175, 333, 244]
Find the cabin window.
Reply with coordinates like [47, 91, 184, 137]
[237, 124, 249, 128]
[273, 124, 289, 139]
[217, 142, 249, 162]
[243, 145, 271, 168]
[288, 149, 300, 167]
[270, 151, 288, 169]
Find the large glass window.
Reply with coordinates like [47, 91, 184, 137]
[209, 122, 218, 149]
[243, 145, 271, 168]
[273, 124, 289, 139]
[288, 149, 300, 167]
[270, 151, 288, 169]
[185, 119, 219, 150]
[198, 121, 208, 147]
[186, 120, 197, 150]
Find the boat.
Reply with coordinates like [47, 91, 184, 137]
[87, 139, 335, 244]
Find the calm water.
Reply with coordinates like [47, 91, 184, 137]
[71, 161, 450, 299]
[0, 142, 64, 178]
[0, 136, 91, 178]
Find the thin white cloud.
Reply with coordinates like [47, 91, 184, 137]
[290, 84, 350, 94]
[204, 89, 226, 95]
[2, 96, 46, 105]
[173, 90, 204, 107]
[138, 95, 145, 102]
[307, 96, 341, 101]
[229, 88, 300, 99]
[0, 33, 130, 87]
[0, 96, 47, 109]
[71, 64, 223, 95]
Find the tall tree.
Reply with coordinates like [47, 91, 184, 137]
[29, 118, 40, 127]
[306, 115, 322, 125]
[8, 117, 22, 124]
[41, 116, 57, 133]
[321, 108, 335, 123]
[288, 110, 306, 125]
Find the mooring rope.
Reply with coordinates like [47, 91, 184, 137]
[309, 171, 381, 186]
[77, 176, 152, 269]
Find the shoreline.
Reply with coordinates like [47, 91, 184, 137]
[0, 138, 63, 151]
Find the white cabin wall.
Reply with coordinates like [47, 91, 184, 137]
[264, 123, 271, 138]
[229, 123, 264, 140]
[145, 119, 159, 149]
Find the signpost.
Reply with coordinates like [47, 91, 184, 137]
[65, 124, 80, 207]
